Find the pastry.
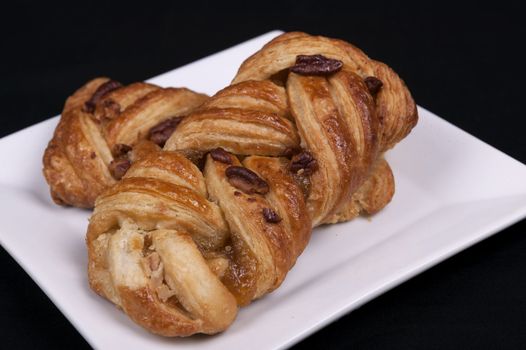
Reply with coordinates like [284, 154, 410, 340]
[87, 144, 311, 335]
[42, 78, 208, 208]
[167, 32, 416, 226]
[85, 32, 417, 336]
[233, 31, 417, 152]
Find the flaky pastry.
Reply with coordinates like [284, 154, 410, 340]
[42, 78, 208, 207]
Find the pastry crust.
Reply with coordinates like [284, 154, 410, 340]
[286, 70, 379, 225]
[43, 78, 116, 207]
[42, 78, 208, 208]
[164, 80, 299, 157]
[323, 158, 395, 224]
[233, 31, 418, 151]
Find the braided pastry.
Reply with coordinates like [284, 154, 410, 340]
[85, 32, 417, 336]
[42, 78, 208, 208]
[87, 143, 310, 335]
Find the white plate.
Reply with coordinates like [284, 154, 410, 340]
[1, 30, 526, 350]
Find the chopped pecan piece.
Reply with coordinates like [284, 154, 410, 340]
[364, 76, 383, 96]
[109, 158, 131, 180]
[84, 80, 122, 113]
[262, 208, 282, 223]
[289, 151, 318, 175]
[210, 148, 233, 164]
[101, 99, 122, 119]
[225, 166, 269, 195]
[148, 116, 184, 147]
[290, 54, 343, 76]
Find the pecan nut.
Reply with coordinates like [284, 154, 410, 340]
[364, 76, 383, 96]
[148, 116, 184, 147]
[262, 208, 282, 223]
[210, 148, 233, 164]
[289, 151, 318, 175]
[84, 80, 123, 113]
[225, 166, 269, 195]
[290, 54, 343, 76]
[109, 158, 131, 180]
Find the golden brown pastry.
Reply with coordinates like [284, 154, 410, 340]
[87, 144, 311, 336]
[42, 78, 208, 208]
[81, 31, 416, 337]
[323, 157, 395, 224]
[167, 32, 416, 226]
[233, 32, 417, 152]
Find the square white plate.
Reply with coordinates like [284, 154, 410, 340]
[1, 31, 526, 350]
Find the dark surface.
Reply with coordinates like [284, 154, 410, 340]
[1, 2, 525, 349]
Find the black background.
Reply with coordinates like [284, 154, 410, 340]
[1, 1, 525, 349]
